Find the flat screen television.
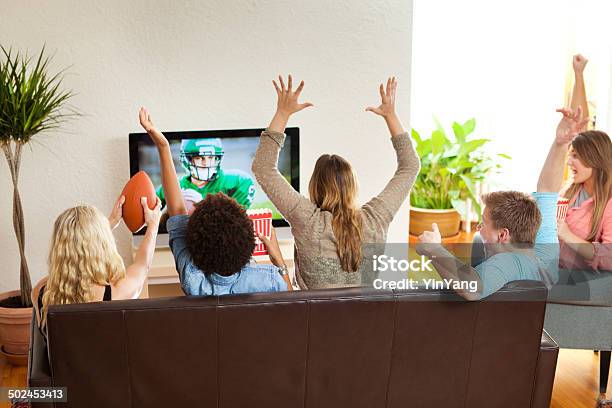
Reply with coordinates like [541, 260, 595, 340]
[129, 127, 299, 234]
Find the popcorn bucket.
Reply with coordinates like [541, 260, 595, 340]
[557, 198, 570, 222]
[247, 209, 273, 256]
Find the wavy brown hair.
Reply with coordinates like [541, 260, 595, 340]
[309, 154, 363, 272]
[42, 205, 125, 326]
[186, 193, 255, 276]
[563, 130, 612, 241]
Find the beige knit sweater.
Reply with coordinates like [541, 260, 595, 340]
[252, 129, 420, 289]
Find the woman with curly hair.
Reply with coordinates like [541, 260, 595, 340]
[138, 107, 289, 295]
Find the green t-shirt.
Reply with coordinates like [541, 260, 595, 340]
[156, 169, 255, 208]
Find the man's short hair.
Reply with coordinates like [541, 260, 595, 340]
[481, 191, 542, 245]
[186, 193, 255, 276]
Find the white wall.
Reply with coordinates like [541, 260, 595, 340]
[0, 0, 414, 292]
[411, 0, 611, 196]
[575, 2, 612, 133]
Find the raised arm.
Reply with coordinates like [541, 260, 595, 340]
[570, 54, 589, 126]
[252, 75, 314, 220]
[537, 107, 589, 192]
[113, 197, 161, 299]
[108, 194, 125, 230]
[268, 75, 313, 133]
[416, 223, 482, 301]
[363, 77, 420, 224]
[258, 228, 292, 291]
[139, 107, 187, 216]
[365, 77, 405, 136]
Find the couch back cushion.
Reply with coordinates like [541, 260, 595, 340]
[46, 282, 547, 408]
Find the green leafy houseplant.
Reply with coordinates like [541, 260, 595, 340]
[410, 118, 510, 221]
[0, 46, 76, 307]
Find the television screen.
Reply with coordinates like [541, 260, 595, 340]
[129, 127, 299, 234]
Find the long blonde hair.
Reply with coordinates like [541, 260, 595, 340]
[309, 154, 363, 272]
[41, 205, 125, 326]
[563, 130, 612, 241]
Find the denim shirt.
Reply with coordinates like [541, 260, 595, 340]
[167, 215, 287, 296]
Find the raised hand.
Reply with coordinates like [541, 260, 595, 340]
[555, 107, 589, 146]
[108, 194, 125, 230]
[139, 107, 169, 148]
[557, 219, 573, 242]
[418, 223, 442, 245]
[273, 74, 313, 117]
[258, 228, 285, 268]
[138, 106, 155, 132]
[415, 223, 442, 257]
[572, 54, 588, 74]
[142, 196, 162, 227]
[366, 77, 397, 118]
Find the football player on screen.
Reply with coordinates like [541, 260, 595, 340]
[153, 137, 256, 212]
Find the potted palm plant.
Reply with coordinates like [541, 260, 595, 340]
[409, 119, 510, 237]
[0, 46, 76, 364]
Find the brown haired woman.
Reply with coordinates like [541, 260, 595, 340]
[252, 75, 420, 289]
[538, 55, 612, 273]
[539, 54, 612, 408]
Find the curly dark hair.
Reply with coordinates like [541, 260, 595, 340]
[186, 193, 255, 276]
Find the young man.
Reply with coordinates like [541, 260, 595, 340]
[416, 107, 588, 300]
[418, 191, 558, 300]
[138, 107, 288, 295]
[155, 138, 256, 211]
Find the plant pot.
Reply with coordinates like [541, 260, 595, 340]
[0, 290, 32, 364]
[0, 345, 28, 365]
[409, 207, 461, 238]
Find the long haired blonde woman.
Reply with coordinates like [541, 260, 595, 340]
[252, 75, 420, 289]
[40, 196, 161, 326]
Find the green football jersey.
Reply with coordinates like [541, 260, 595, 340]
[156, 169, 255, 208]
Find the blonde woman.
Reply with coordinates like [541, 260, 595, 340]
[40, 196, 161, 326]
[252, 75, 420, 289]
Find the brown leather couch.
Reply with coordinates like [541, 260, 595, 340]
[28, 281, 558, 408]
